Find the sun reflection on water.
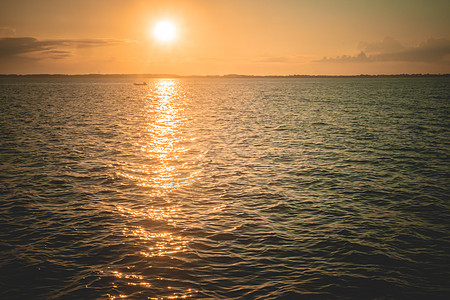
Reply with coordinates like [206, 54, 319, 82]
[116, 205, 179, 222]
[111, 79, 199, 299]
[117, 79, 199, 196]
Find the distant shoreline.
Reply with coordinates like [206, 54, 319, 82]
[0, 73, 449, 79]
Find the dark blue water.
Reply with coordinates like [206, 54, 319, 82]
[1, 77, 449, 299]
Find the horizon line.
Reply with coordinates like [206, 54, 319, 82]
[0, 73, 449, 78]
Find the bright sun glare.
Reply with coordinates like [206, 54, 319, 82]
[153, 20, 176, 42]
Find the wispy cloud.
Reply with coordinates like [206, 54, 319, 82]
[252, 55, 307, 64]
[318, 37, 450, 64]
[183, 57, 226, 63]
[254, 56, 292, 63]
[357, 36, 405, 54]
[0, 26, 16, 37]
[0, 37, 130, 60]
[183, 55, 307, 65]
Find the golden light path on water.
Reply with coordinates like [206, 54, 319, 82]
[110, 79, 201, 299]
[118, 79, 199, 195]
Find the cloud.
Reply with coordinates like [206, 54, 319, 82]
[0, 26, 16, 37]
[183, 57, 226, 63]
[319, 37, 450, 64]
[254, 56, 293, 63]
[0, 37, 129, 60]
[319, 51, 369, 63]
[251, 55, 309, 64]
[358, 36, 405, 53]
[45, 50, 72, 59]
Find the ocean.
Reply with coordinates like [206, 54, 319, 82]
[0, 77, 449, 299]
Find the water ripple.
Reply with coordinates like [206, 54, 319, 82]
[0, 77, 449, 299]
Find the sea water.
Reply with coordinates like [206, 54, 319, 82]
[0, 77, 449, 299]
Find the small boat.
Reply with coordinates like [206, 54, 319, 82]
[134, 82, 147, 85]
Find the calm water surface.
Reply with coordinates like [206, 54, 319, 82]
[0, 77, 449, 299]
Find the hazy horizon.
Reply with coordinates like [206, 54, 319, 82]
[1, 72, 449, 77]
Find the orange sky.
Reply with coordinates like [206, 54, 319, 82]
[1, 0, 449, 75]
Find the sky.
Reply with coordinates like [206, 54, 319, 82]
[0, 0, 449, 75]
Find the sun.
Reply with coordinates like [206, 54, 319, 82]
[153, 20, 177, 42]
